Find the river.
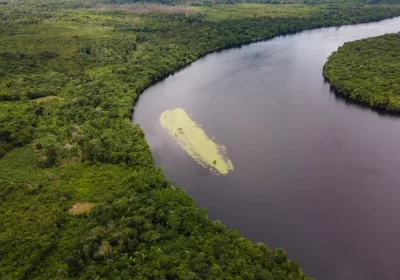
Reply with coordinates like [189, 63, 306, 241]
[132, 17, 400, 280]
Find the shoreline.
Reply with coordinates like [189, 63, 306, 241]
[130, 14, 400, 123]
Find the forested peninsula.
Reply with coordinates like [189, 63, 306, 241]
[323, 32, 400, 111]
[1, 0, 400, 278]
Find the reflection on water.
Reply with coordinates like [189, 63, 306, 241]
[133, 17, 400, 280]
[327, 83, 400, 119]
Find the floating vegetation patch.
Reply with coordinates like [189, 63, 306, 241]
[160, 108, 234, 175]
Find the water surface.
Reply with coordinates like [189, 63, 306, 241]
[133, 18, 400, 280]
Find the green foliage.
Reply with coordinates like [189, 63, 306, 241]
[323, 33, 400, 111]
[0, 102, 38, 157]
[1, 0, 400, 278]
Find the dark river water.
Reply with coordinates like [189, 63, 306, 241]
[133, 18, 400, 280]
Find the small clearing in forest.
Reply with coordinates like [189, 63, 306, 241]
[68, 202, 97, 215]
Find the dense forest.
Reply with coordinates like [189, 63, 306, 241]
[323, 33, 400, 111]
[1, 0, 400, 278]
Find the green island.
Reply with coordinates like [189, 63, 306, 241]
[1, 0, 400, 278]
[323, 32, 400, 111]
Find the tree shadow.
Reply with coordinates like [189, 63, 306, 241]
[323, 78, 400, 120]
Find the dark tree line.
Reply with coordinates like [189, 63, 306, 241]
[323, 33, 400, 111]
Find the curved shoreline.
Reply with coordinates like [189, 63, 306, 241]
[2, 4, 400, 277]
[129, 14, 400, 123]
[323, 32, 400, 114]
[130, 14, 400, 122]
[130, 15, 400, 279]
[324, 75, 400, 116]
[324, 77, 400, 117]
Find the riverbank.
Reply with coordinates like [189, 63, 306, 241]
[323, 32, 400, 112]
[132, 16, 400, 280]
[1, 1, 400, 278]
